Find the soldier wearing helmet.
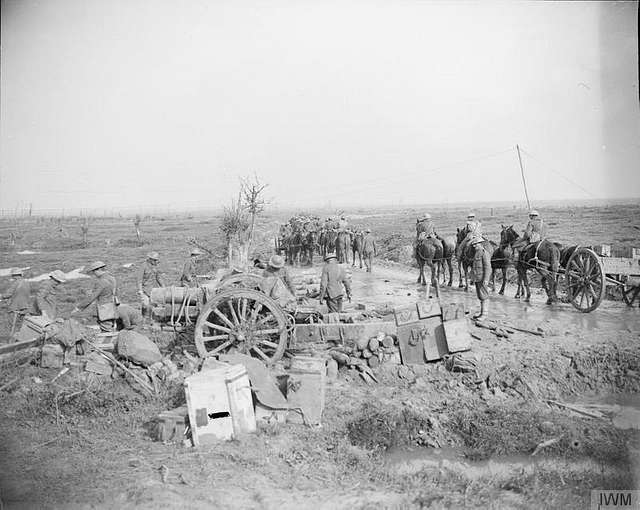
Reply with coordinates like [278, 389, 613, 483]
[523, 210, 546, 244]
[138, 252, 165, 319]
[180, 248, 204, 287]
[416, 213, 437, 241]
[74, 262, 119, 331]
[2, 268, 32, 334]
[36, 270, 67, 321]
[262, 254, 295, 295]
[457, 212, 483, 260]
[260, 254, 297, 309]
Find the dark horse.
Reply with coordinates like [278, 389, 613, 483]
[437, 236, 457, 287]
[286, 231, 303, 266]
[322, 230, 337, 257]
[455, 229, 498, 291]
[499, 225, 561, 304]
[352, 231, 364, 269]
[336, 231, 351, 264]
[415, 238, 443, 288]
[490, 225, 517, 295]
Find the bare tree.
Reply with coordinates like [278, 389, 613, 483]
[81, 218, 89, 248]
[134, 214, 142, 244]
[219, 176, 268, 268]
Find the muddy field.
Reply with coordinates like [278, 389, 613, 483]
[0, 202, 639, 509]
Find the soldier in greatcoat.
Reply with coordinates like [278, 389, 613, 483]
[362, 228, 377, 273]
[180, 249, 203, 287]
[319, 253, 352, 313]
[35, 270, 67, 321]
[74, 261, 118, 331]
[2, 268, 32, 334]
[471, 236, 491, 321]
[138, 252, 164, 319]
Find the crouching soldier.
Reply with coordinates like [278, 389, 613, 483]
[116, 303, 143, 331]
[471, 237, 491, 321]
[319, 252, 351, 313]
[36, 270, 67, 321]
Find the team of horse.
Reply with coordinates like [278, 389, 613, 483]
[277, 221, 568, 306]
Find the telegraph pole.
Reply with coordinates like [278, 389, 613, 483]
[516, 144, 531, 210]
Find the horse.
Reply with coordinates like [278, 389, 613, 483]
[287, 231, 303, 266]
[499, 225, 561, 304]
[352, 231, 364, 269]
[455, 228, 497, 291]
[490, 225, 517, 295]
[415, 237, 443, 288]
[437, 236, 457, 287]
[323, 230, 337, 256]
[301, 230, 318, 266]
[336, 231, 351, 264]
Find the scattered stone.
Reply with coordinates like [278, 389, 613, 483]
[117, 330, 162, 367]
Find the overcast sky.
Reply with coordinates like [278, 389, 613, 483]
[1, 0, 638, 212]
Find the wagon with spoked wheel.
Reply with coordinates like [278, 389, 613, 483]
[562, 246, 640, 312]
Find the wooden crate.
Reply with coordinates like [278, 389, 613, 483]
[443, 318, 472, 353]
[601, 257, 640, 277]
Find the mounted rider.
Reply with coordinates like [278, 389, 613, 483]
[456, 212, 483, 259]
[512, 210, 547, 259]
[415, 212, 443, 254]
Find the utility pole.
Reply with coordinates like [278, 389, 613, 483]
[516, 144, 531, 210]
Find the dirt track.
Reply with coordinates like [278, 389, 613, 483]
[0, 210, 639, 509]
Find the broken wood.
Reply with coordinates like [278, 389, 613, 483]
[84, 339, 155, 396]
[0, 338, 42, 356]
[547, 400, 605, 420]
[531, 436, 563, 456]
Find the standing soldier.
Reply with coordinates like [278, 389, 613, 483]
[74, 261, 118, 331]
[35, 270, 67, 321]
[180, 249, 203, 287]
[138, 252, 164, 319]
[338, 215, 348, 232]
[2, 268, 32, 335]
[457, 212, 483, 260]
[471, 236, 491, 321]
[362, 228, 377, 273]
[319, 253, 352, 313]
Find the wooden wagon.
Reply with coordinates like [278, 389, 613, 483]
[563, 247, 640, 312]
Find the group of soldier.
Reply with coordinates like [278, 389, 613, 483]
[416, 209, 547, 320]
[1, 248, 206, 336]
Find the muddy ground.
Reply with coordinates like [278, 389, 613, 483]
[0, 203, 639, 509]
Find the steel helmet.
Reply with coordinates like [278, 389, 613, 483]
[467, 212, 476, 219]
[418, 213, 431, 221]
[50, 270, 67, 283]
[324, 252, 337, 261]
[10, 267, 24, 276]
[529, 210, 539, 217]
[190, 248, 203, 256]
[147, 251, 160, 260]
[268, 254, 285, 269]
[87, 260, 106, 272]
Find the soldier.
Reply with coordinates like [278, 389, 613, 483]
[35, 270, 67, 321]
[261, 255, 295, 295]
[362, 228, 377, 273]
[2, 268, 32, 335]
[416, 213, 437, 241]
[115, 303, 143, 331]
[319, 252, 352, 313]
[457, 212, 483, 259]
[138, 252, 164, 319]
[180, 249, 203, 287]
[513, 210, 547, 252]
[74, 261, 118, 331]
[338, 215, 348, 232]
[471, 236, 491, 321]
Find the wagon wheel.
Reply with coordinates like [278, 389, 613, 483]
[194, 288, 288, 363]
[565, 247, 604, 313]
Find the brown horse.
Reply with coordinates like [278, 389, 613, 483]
[499, 225, 561, 304]
[455, 228, 497, 291]
[415, 238, 442, 288]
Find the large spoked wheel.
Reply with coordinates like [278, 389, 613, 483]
[565, 247, 604, 313]
[194, 288, 288, 363]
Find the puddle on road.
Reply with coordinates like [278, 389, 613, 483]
[347, 266, 640, 333]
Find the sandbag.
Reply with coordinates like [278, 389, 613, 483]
[117, 330, 161, 367]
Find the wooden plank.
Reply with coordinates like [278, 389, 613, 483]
[0, 338, 41, 356]
[394, 305, 420, 326]
[601, 257, 640, 276]
[397, 324, 426, 365]
[416, 300, 442, 320]
[443, 318, 472, 353]
[418, 317, 448, 361]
